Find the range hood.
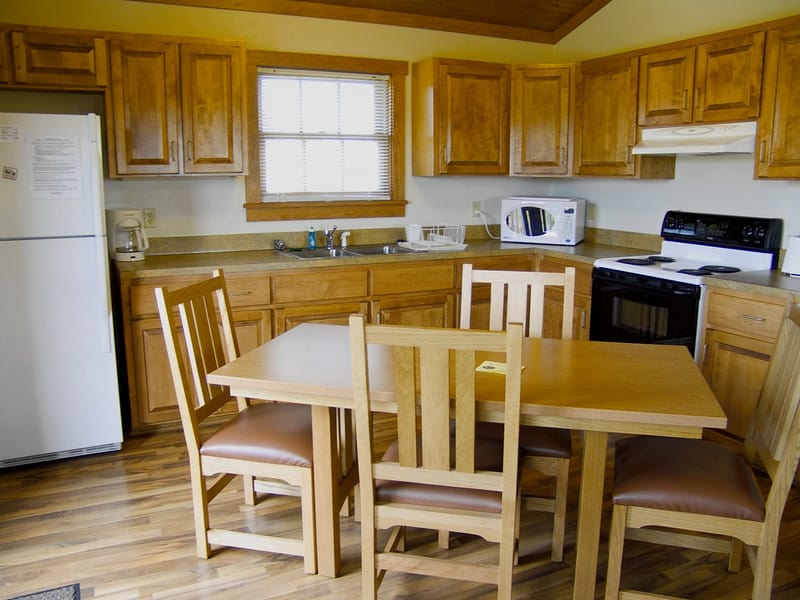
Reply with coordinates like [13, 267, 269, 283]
[632, 121, 757, 155]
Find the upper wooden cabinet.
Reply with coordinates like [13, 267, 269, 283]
[7, 30, 107, 88]
[510, 65, 572, 177]
[0, 32, 9, 84]
[107, 37, 245, 177]
[638, 31, 765, 127]
[756, 24, 800, 179]
[412, 57, 510, 176]
[573, 55, 639, 177]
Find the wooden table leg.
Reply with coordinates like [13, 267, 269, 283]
[311, 405, 341, 577]
[572, 430, 608, 600]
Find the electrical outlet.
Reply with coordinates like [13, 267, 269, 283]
[471, 200, 481, 217]
[143, 208, 156, 228]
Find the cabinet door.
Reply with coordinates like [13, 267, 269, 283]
[436, 60, 510, 175]
[275, 301, 369, 334]
[0, 32, 10, 84]
[131, 309, 271, 430]
[702, 328, 772, 438]
[10, 31, 107, 88]
[373, 293, 455, 327]
[179, 43, 245, 174]
[511, 65, 572, 176]
[638, 46, 695, 126]
[757, 25, 800, 179]
[109, 39, 180, 175]
[574, 56, 638, 176]
[694, 31, 764, 123]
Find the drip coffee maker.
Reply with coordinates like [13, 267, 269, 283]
[107, 209, 149, 261]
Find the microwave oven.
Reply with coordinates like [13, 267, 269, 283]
[500, 196, 586, 246]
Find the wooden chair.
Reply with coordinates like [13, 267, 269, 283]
[604, 301, 800, 600]
[155, 269, 317, 573]
[456, 263, 576, 562]
[349, 314, 524, 599]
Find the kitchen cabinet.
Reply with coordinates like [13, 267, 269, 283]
[510, 65, 572, 176]
[574, 54, 675, 179]
[0, 31, 10, 83]
[371, 261, 456, 326]
[412, 57, 510, 176]
[637, 31, 764, 127]
[756, 24, 800, 179]
[120, 273, 271, 431]
[701, 287, 787, 438]
[536, 255, 593, 340]
[107, 37, 245, 177]
[7, 30, 107, 88]
[573, 55, 638, 177]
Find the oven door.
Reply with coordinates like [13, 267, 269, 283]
[589, 267, 702, 356]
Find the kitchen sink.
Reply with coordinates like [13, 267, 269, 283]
[348, 244, 414, 256]
[279, 248, 357, 259]
[278, 244, 414, 259]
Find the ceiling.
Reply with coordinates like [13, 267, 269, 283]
[134, 0, 615, 43]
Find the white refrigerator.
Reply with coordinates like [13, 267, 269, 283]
[0, 112, 122, 468]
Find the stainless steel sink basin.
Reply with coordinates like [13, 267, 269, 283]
[279, 248, 357, 259]
[278, 244, 414, 259]
[349, 244, 414, 256]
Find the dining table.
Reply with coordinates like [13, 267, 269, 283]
[207, 322, 727, 600]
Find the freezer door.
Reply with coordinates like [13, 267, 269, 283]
[0, 236, 122, 465]
[0, 112, 105, 240]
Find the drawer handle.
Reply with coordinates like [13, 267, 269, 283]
[230, 291, 253, 296]
[742, 314, 766, 322]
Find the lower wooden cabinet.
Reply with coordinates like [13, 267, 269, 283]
[130, 309, 271, 428]
[276, 301, 369, 333]
[537, 255, 593, 340]
[701, 287, 788, 438]
[373, 293, 455, 327]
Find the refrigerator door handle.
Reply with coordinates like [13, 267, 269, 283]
[95, 236, 114, 354]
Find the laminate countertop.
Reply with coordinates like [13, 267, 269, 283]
[112, 239, 800, 300]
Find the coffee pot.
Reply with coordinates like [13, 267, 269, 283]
[107, 209, 149, 261]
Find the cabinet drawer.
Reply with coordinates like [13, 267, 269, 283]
[706, 291, 785, 340]
[371, 263, 455, 295]
[130, 273, 269, 317]
[272, 269, 368, 304]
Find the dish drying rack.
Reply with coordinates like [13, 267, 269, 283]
[399, 225, 468, 252]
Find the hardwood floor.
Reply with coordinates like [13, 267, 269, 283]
[1, 430, 799, 600]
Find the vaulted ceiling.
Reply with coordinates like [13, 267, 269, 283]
[134, 0, 615, 43]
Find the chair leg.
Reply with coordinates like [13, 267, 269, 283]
[438, 529, 451, 549]
[192, 472, 212, 559]
[300, 468, 317, 575]
[604, 504, 628, 600]
[551, 458, 569, 562]
[497, 526, 516, 600]
[728, 538, 744, 572]
[752, 541, 779, 600]
[243, 474, 256, 506]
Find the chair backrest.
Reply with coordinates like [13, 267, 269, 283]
[349, 313, 524, 504]
[460, 263, 576, 339]
[155, 269, 240, 450]
[743, 302, 800, 521]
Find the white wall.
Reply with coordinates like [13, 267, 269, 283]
[5, 0, 800, 246]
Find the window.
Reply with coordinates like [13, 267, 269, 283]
[245, 51, 407, 221]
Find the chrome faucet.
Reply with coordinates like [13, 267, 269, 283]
[324, 225, 338, 250]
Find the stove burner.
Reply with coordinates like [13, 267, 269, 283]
[700, 265, 741, 274]
[648, 255, 676, 263]
[617, 258, 655, 265]
[678, 268, 713, 276]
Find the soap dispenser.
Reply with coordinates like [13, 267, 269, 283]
[307, 226, 316, 250]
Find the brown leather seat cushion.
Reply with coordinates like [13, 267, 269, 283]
[613, 436, 765, 521]
[475, 422, 572, 459]
[201, 403, 313, 468]
[375, 436, 509, 513]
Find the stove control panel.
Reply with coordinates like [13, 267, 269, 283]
[661, 211, 783, 252]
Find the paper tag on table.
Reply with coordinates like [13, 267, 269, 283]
[476, 360, 508, 374]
